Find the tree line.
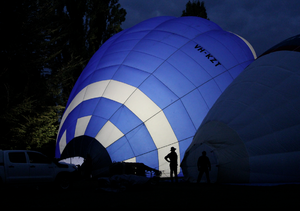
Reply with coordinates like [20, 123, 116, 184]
[0, 0, 207, 156]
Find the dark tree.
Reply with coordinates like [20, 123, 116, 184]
[0, 1, 59, 153]
[0, 0, 126, 154]
[182, 0, 208, 19]
[47, 0, 127, 105]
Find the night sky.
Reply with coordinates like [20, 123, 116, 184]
[118, 0, 300, 56]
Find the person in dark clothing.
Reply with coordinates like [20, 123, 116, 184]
[197, 151, 211, 183]
[165, 147, 178, 182]
[81, 154, 93, 179]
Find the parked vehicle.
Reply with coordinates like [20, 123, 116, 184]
[0, 150, 77, 189]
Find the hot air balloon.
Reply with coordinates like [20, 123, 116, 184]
[55, 16, 256, 177]
[181, 34, 300, 184]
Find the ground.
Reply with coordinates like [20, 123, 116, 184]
[0, 179, 298, 209]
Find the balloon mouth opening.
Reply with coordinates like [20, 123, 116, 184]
[60, 135, 112, 177]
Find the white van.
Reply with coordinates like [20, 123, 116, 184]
[0, 150, 77, 189]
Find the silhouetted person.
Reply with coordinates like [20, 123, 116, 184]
[81, 154, 93, 179]
[197, 151, 211, 183]
[165, 147, 178, 182]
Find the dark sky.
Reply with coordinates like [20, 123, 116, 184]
[118, 0, 300, 56]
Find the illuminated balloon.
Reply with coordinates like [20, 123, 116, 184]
[181, 34, 300, 183]
[55, 16, 256, 177]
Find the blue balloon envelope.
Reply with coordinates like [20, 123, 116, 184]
[55, 16, 256, 177]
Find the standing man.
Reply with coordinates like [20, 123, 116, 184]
[165, 147, 178, 183]
[197, 151, 211, 183]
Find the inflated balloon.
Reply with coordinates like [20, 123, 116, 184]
[55, 16, 256, 177]
[181, 34, 300, 183]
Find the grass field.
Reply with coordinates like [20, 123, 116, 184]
[1, 179, 299, 209]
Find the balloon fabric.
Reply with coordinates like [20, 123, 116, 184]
[181, 34, 300, 183]
[55, 16, 256, 177]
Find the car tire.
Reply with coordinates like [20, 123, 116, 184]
[55, 173, 72, 190]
